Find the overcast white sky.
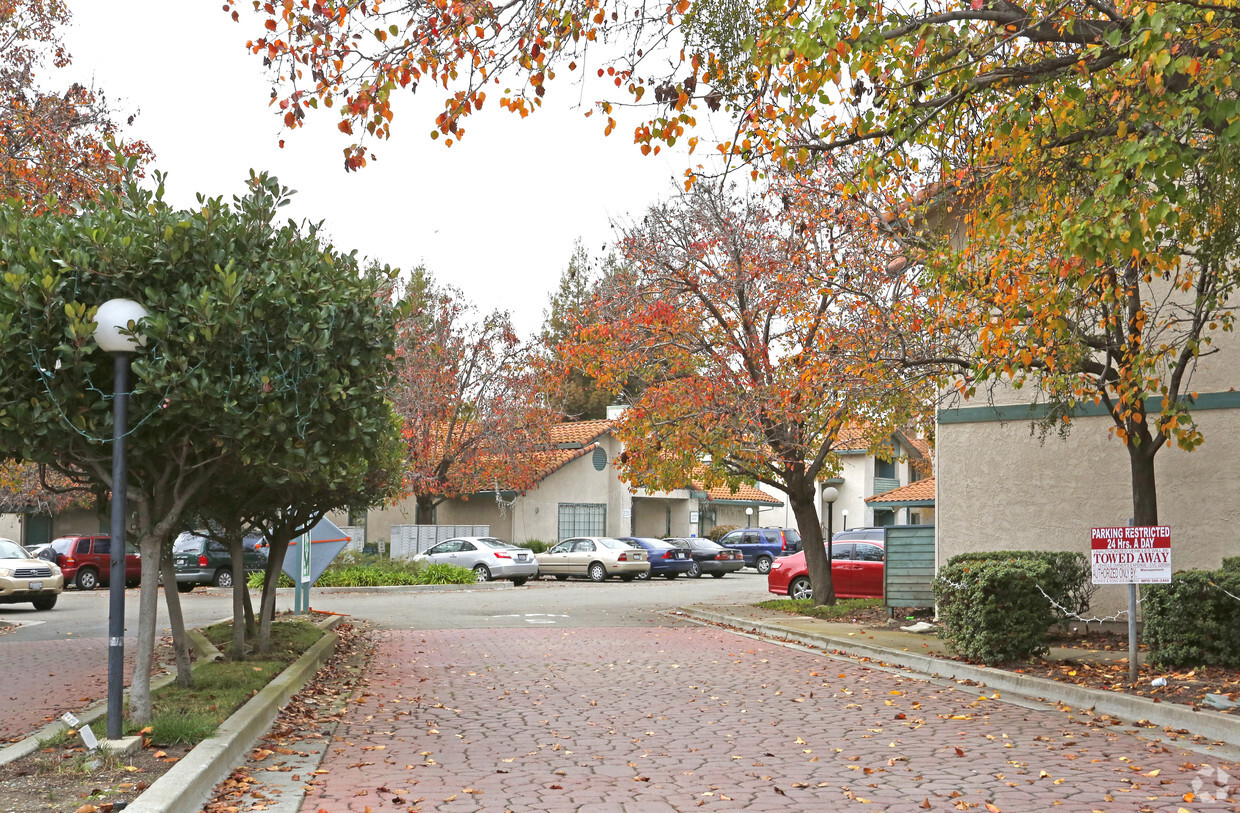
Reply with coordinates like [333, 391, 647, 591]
[61, 2, 717, 338]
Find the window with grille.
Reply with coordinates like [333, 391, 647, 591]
[558, 503, 606, 540]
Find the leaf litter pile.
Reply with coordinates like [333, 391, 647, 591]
[203, 620, 373, 812]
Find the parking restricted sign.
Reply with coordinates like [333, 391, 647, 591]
[1091, 526, 1171, 584]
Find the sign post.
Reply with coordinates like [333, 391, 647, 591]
[297, 531, 312, 613]
[1090, 526, 1171, 683]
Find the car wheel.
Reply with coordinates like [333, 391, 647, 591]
[789, 576, 813, 601]
[555, 575, 569, 581]
[687, 561, 702, 578]
[664, 572, 679, 580]
[511, 577, 527, 587]
[588, 562, 608, 582]
[213, 569, 233, 588]
[635, 569, 651, 581]
[176, 583, 195, 593]
[474, 564, 492, 582]
[711, 572, 726, 579]
[75, 568, 99, 590]
[755, 556, 773, 575]
[31, 595, 57, 611]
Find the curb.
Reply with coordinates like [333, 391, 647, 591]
[679, 607, 1240, 749]
[125, 615, 343, 813]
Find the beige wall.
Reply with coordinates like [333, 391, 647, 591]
[937, 331, 1240, 614]
[0, 515, 19, 540]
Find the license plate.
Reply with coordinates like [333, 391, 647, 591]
[175, 557, 187, 566]
[29, 581, 42, 590]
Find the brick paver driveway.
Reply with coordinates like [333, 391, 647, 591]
[302, 621, 1236, 812]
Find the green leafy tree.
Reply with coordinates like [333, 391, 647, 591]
[538, 242, 636, 420]
[0, 168, 403, 721]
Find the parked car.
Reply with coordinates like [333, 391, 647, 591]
[665, 537, 744, 578]
[49, 534, 142, 590]
[535, 537, 650, 582]
[620, 537, 694, 580]
[767, 534, 886, 600]
[0, 537, 63, 610]
[172, 532, 268, 592]
[414, 537, 538, 585]
[714, 527, 803, 574]
[24, 542, 55, 562]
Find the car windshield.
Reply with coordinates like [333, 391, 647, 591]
[597, 538, 636, 550]
[640, 539, 675, 550]
[0, 539, 29, 559]
[695, 540, 723, 550]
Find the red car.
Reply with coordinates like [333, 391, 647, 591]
[767, 538, 885, 600]
[49, 534, 142, 590]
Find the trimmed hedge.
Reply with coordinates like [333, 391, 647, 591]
[706, 525, 740, 542]
[1143, 567, 1240, 667]
[934, 551, 1093, 663]
[515, 540, 550, 554]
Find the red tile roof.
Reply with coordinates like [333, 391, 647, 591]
[548, 419, 613, 446]
[865, 477, 936, 504]
[696, 480, 783, 505]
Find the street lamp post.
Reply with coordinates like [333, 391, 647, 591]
[745, 506, 753, 528]
[93, 298, 149, 742]
[841, 508, 849, 532]
[822, 487, 839, 566]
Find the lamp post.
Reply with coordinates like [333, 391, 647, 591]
[822, 487, 839, 565]
[841, 508, 849, 531]
[93, 298, 149, 742]
[745, 506, 753, 528]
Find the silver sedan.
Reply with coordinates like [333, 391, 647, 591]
[414, 537, 539, 585]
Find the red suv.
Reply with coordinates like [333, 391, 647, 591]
[49, 535, 142, 590]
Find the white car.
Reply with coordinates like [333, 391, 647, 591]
[414, 537, 539, 585]
[0, 538, 63, 610]
[535, 537, 650, 582]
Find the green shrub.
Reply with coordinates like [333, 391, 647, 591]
[1222, 557, 1240, 573]
[416, 562, 478, 584]
[934, 551, 1092, 663]
[706, 525, 739, 542]
[1143, 567, 1240, 667]
[516, 539, 549, 554]
[246, 555, 476, 587]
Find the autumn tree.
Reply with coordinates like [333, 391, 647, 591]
[1, 0, 151, 210]
[567, 181, 932, 604]
[0, 461, 92, 516]
[393, 269, 554, 522]
[231, 0, 1240, 529]
[0, 171, 403, 719]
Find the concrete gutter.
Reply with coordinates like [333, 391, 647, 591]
[125, 615, 343, 813]
[679, 606, 1240, 749]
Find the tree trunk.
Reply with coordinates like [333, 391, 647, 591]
[257, 534, 291, 656]
[243, 589, 256, 637]
[130, 535, 164, 725]
[1129, 443, 1159, 526]
[159, 556, 193, 688]
[228, 535, 247, 659]
[790, 487, 835, 606]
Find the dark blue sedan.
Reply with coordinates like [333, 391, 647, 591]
[620, 537, 695, 580]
